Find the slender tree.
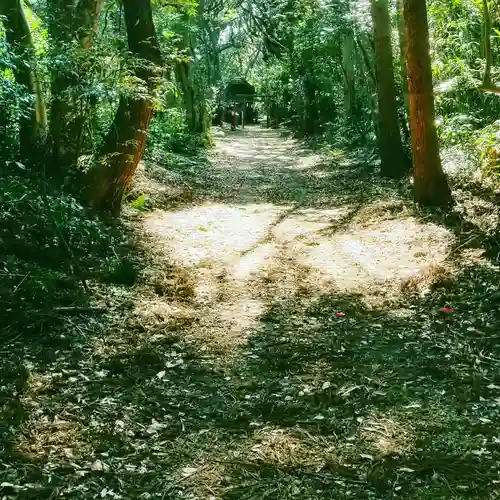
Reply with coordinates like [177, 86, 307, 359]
[403, 0, 452, 206]
[371, 0, 406, 178]
[0, 0, 47, 155]
[87, 0, 163, 215]
[342, 30, 356, 117]
[396, 0, 409, 112]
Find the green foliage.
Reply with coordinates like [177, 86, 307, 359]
[474, 119, 500, 175]
[0, 37, 31, 159]
[0, 163, 130, 334]
[130, 193, 147, 210]
[147, 107, 207, 160]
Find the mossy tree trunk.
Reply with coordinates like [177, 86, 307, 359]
[396, 0, 409, 112]
[403, 0, 452, 206]
[86, 0, 162, 215]
[175, 11, 209, 138]
[342, 30, 356, 117]
[47, 0, 104, 170]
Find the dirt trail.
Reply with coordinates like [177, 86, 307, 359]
[143, 127, 454, 349]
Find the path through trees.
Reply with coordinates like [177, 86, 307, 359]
[4, 127, 499, 499]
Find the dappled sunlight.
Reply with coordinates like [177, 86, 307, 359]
[14, 414, 89, 461]
[5, 127, 500, 500]
[360, 416, 414, 458]
[143, 203, 286, 267]
[248, 427, 336, 468]
[272, 207, 352, 242]
[295, 216, 455, 304]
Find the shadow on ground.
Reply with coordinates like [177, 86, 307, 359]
[2, 127, 500, 499]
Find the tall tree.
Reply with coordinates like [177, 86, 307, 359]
[396, 0, 409, 112]
[371, 0, 406, 178]
[174, 15, 209, 137]
[342, 30, 356, 117]
[403, 0, 452, 206]
[0, 0, 47, 155]
[47, 0, 104, 170]
[86, 0, 163, 215]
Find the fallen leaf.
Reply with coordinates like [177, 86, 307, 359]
[181, 467, 198, 477]
[147, 419, 165, 434]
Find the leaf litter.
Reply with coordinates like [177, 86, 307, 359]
[1, 128, 500, 499]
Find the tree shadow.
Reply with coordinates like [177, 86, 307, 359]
[3, 128, 500, 499]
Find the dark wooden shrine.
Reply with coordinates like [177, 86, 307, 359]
[219, 78, 258, 127]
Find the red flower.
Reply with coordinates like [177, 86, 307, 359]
[336, 312, 346, 318]
[442, 307, 453, 314]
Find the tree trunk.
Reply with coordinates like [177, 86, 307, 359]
[175, 12, 209, 138]
[86, 0, 162, 215]
[342, 30, 356, 117]
[355, 35, 380, 145]
[371, 0, 406, 178]
[396, 0, 409, 112]
[482, 0, 492, 87]
[76, 0, 104, 50]
[403, 0, 452, 206]
[0, 0, 47, 156]
[47, 0, 104, 170]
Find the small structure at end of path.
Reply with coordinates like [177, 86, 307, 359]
[216, 78, 258, 129]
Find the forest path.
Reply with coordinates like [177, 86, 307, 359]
[8, 127, 500, 500]
[143, 126, 453, 351]
[119, 128, 500, 499]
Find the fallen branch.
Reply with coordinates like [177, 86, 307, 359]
[52, 306, 106, 314]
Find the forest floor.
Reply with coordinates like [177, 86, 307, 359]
[2, 126, 500, 499]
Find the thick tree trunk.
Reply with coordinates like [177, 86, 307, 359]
[47, 0, 76, 168]
[175, 13, 209, 137]
[403, 0, 452, 206]
[87, 0, 162, 215]
[371, 0, 406, 178]
[303, 72, 317, 136]
[76, 0, 104, 50]
[0, 0, 47, 156]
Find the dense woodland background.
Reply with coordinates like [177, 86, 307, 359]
[1, 0, 500, 207]
[3, 1, 500, 499]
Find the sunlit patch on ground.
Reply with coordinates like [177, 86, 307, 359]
[14, 415, 89, 460]
[295, 216, 454, 304]
[248, 427, 336, 468]
[360, 416, 413, 458]
[143, 203, 285, 267]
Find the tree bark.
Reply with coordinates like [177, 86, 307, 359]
[342, 30, 356, 117]
[396, 0, 409, 112]
[0, 0, 47, 156]
[47, 0, 104, 170]
[482, 0, 493, 87]
[175, 10, 209, 138]
[371, 0, 406, 178]
[403, 0, 452, 206]
[86, 0, 162, 215]
[76, 0, 104, 50]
